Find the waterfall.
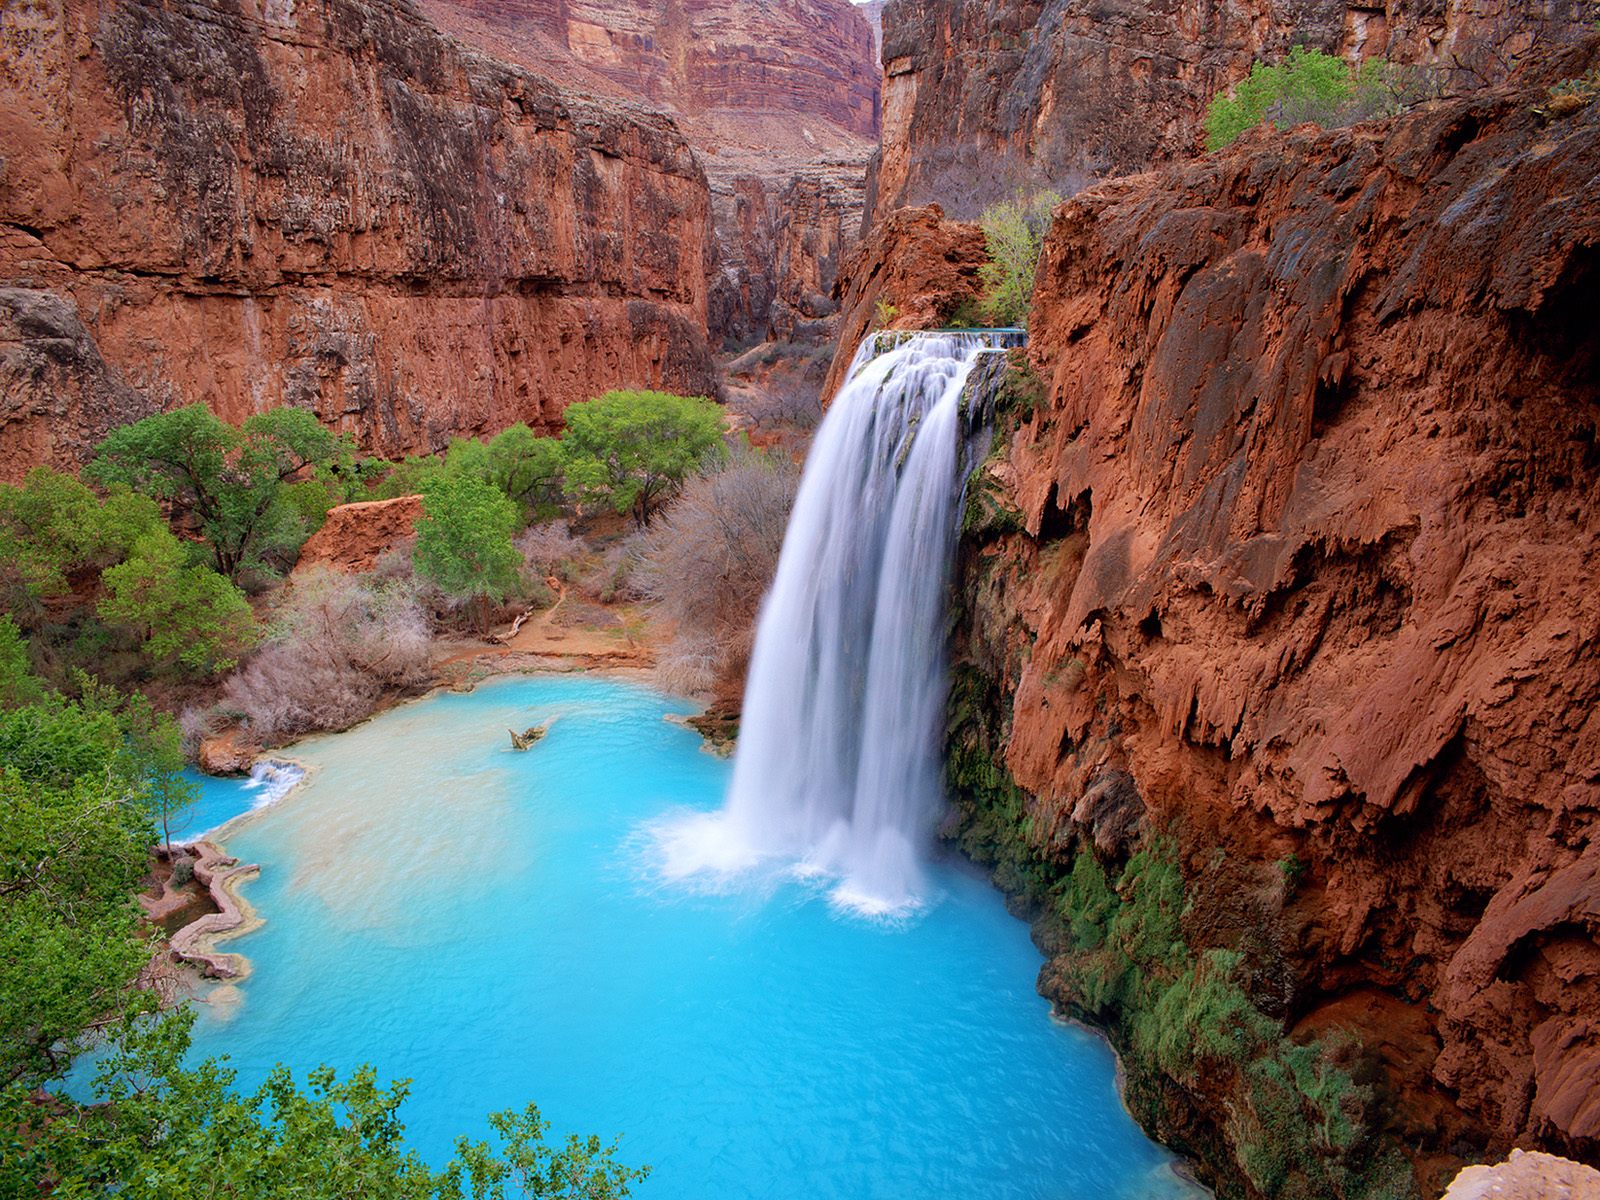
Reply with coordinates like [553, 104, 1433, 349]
[658, 330, 1018, 916]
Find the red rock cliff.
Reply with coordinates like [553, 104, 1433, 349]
[946, 46, 1600, 1196]
[872, 0, 1599, 219]
[0, 0, 715, 477]
[419, 0, 883, 347]
[423, 0, 881, 146]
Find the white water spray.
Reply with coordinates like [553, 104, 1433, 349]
[658, 331, 1015, 915]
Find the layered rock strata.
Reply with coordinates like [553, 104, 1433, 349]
[419, 0, 882, 347]
[940, 46, 1600, 1197]
[872, 0, 1600, 220]
[423, 0, 880, 145]
[0, 0, 715, 477]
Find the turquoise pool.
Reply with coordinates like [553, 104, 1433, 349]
[187, 674, 1202, 1199]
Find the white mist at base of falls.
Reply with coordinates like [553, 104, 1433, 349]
[655, 331, 1015, 917]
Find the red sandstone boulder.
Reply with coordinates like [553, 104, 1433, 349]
[295, 496, 423, 577]
[197, 728, 257, 777]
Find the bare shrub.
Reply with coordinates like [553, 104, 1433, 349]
[515, 520, 586, 580]
[632, 447, 799, 691]
[582, 532, 647, 604]
[220, 567, 432, 744]
[178, 705, 223, 758]
[654, 633, 722, 696]
[725, 343, 831, 432]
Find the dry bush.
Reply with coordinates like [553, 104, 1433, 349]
[653, 633, 722, 696]
[725, 343, 830, 432]
[515, 520, 586, 580]
[581, 532, 647, 604]
[633, 448, 799, 691]
[177, 705, 223, 758]
[219, 567, 432, 744]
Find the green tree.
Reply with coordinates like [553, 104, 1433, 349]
[97, 532, 258, 675]
[0, 617, 45, 708]
[975, 191, 1062, 329]
[483, 424, 567, 520]
[0, 467, 166, 616]
[88, 404, 354, 579]
[414, 472, 521, 629]
[561, 391, 724, 527]
[1204, 46, 1389, 151]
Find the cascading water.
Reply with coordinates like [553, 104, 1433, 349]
[659, 330, 1019, 915]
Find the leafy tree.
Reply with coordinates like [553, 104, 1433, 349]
[482, 425, 567, 520]
[0, 617, 44, 707]
[1, 1011, 648, 1198]
[1204, 46, 1391, 150]
[0, 468, 166, 616]
[414, 472, 522, 629]
[436, 425, 568, 521]
[88, 404, 354, 579]
[975, 191, 1062, 329]
[561, 391, 724, 527]
[0, 678, 194, 1087]
[374, 452, 448, 501]
[98, 533, 258, 675]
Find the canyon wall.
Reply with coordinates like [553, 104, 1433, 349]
[419, 0, 882, 347]
[422, 0, 880, 148]
[942, 45, 1600, 1199]
[0, 0, 715, 477]
[872, 0, 1600, 220]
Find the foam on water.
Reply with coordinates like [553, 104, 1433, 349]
[188, 675, 1206, 1200]
[174, 759, 307, 843]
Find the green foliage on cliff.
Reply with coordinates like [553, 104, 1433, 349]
[561, 391, 725, 527]
[88, 404, 356, 580]
[944, 661, 1415, 1200]
[975, 193, 1061, 328]
[1204, 46, 1392, 151]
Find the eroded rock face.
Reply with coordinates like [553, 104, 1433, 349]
[949, 44, 1600, 1187]
[0, 0, 715, 477]
[707, 161, 870, 349]
[425, 0, 880, 144]
[419, 0, 882, 347]
[873, 0, 1599, 220]
[295, 496, 424, 576]
[818, 203, 988, 399]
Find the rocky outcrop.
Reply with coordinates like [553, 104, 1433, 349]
[946, 45, 1600, 1197]
[709, 161, 870, 349]
[295, 495, 424, 576]
[0, 0, 715, 478]
[1442, 1150, 1600, 1199]
[197, 728, 259, 776]
[873, 0, 1599, 220]
[819, 204, 988, 399]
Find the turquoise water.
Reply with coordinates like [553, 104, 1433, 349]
[188, 675, 1201, 1199]
[171, 764, 302, 842]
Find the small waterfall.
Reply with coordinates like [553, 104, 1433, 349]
[659, 330, 1019, 915]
